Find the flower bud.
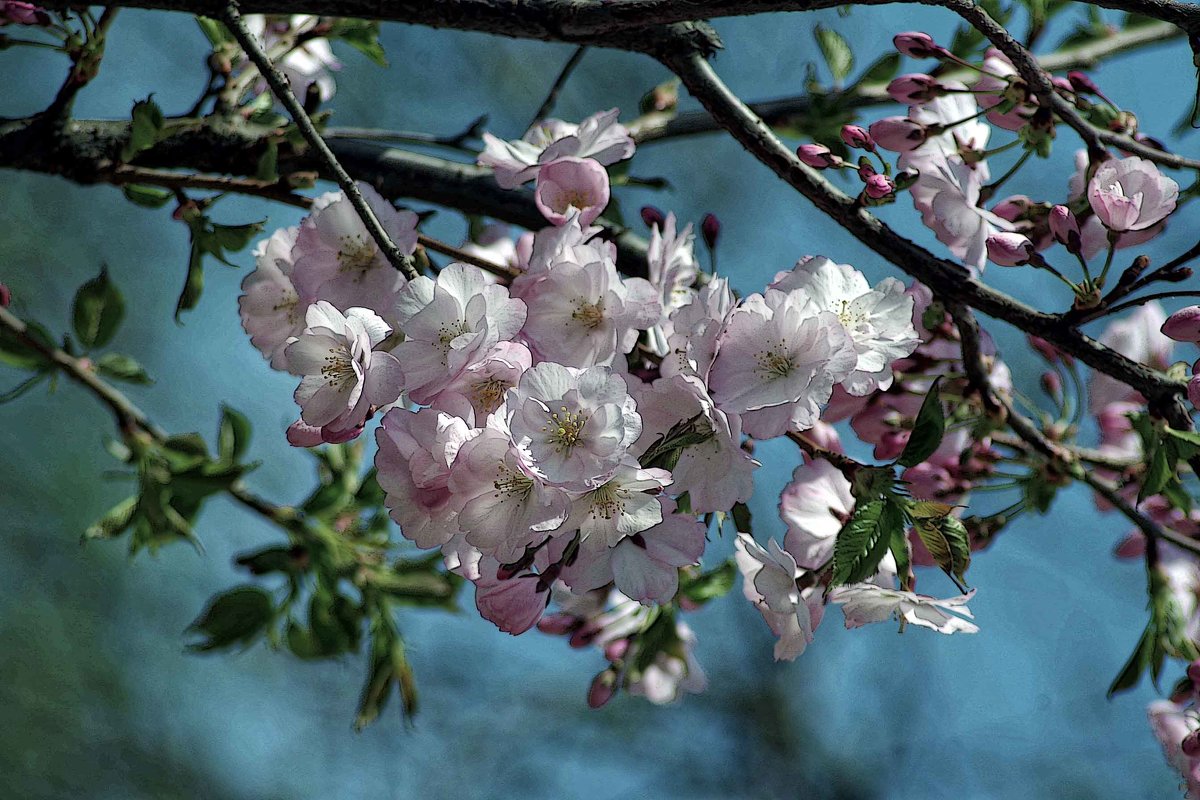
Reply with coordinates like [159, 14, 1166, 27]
[0, 283, 9, 308]
[868, 117, 927, 153]
[864, 173, 895, 199]
[1049, 204, 1081, 253]
[986, 232, 1036, 266]
[536, 613, 578, 636]
[1113, 533, 1146, 560]
[1188, 659, 1200, 686]
[1183, 731, 1200, 758]
[1162, 306, 1200, 343]
[991, 195, 1033, 222]
[1190, 371, 1200, 410]
[796, 143, 842, 168]
[1028, 334, 1073, 366]
[640, 205, 665, 229]
[604, 638, 630, 662]
[1040, 371, 1062, 398]
[893, 31, 944, 59]
[1067, 70, 1102, 96]
[587, 668, 618, 709]
[701, 212, 720, 250]
[840, 124, 874, 150]
[857, 160, 876, 180]
[1051, 75, 1074, 93]
[887, 73, 942, 104]
[569, 621, 602, 648]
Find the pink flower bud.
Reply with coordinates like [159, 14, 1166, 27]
[887, 73, 942, 104]
[0, 283, 9, 307]
[1040, 371, 1062, 398]
[868, 117, 927, 153]
[604, 638, 629, 661]
[796, 143, 842, 168]
[986, 232, 1036, 266]
[1183, 731, 1200, 758]
[569, 621, 602, 648]
[1049, 204, 1080, 251]
[0, 1, 49, 25]
[1067, 70, 1101, 96]
[991, 195, 1032, 223]
[1028, 334, 1074, 366]
[587, 668, 618, 709]
[864, 173, 894, 199]
[1113, 533, 1146, 560]
[286, 419, 325, 447]
[640, 205, 665, 229]
[840, 124, 874, 150]
[1187, 659, 1200, 685]
[857, 161, 877, 180]
[536, 613, 578, 636]
[701, 212, 720, 249]
[1050, 75, 1073, 93]
[1162, 306, 1200, 343]
[893, 31, 944, 59]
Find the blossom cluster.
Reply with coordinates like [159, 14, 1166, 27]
[234, 107, 1010, 703]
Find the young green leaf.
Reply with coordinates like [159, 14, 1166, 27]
[72, 266, 124, 349]
[95, 353, 152, 384]
[898, 377, 945, 467]
[731, 501, 753, 534]
[187, 586, 274, 652]
[913, 514, 972, 587]
[218, 405, 252, 463]
[832, 499, 904, 586]
[121, 97, 165, 162]
[122, 184, 174, 208]
[814, 26, 855, 84]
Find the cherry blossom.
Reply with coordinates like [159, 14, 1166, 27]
[1149, 699, 1200, 799]
[780, 459, 855, 570]
[830, 585, 979, 634]
[474, 558, 550, 635]
[429, 341, 532, 426]
[660, 276, 737, 382]
[478, 108, 635, 189]
[239, 225, 303, 370]
[1089, 301, 1172, 414]
[734, 534, 826, 660]
[534, 156, 611, 226]
[1088, 156, 1179, 232]
[243, 14, 340, 102]
[1163, 307, 1200, 344]
[567, 459, 672, 548]
[627, 621, 708, 704]
[283, 302, 402, 440]
[770, 256, 919, 395]
[644, 212, 700, 357]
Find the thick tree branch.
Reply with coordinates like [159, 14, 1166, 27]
[657, 49, 1187, 408]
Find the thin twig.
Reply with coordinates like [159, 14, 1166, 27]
[416, 234, 520, 281]
[111, 166, 315, 209]
[785, 431, 863, 478]
[529, 45, 588, 129]
[220, 0, 419, 280]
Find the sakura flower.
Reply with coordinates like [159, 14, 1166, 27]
[734, 534, 826, 661]
[902, 83, 990, 167]
[518, 242, 659, 368]
[506, 363, 642, 489]
[534, 157, 611, 226]
[478, 108, 635, 189]
[1066, 150, 1162, 259]
[1088, 156, 1179, 232]
[474, 558, 549, 635]
[244, 15, 340, 103]
[566, 459, 670, 547]
[393, 263, 527, 404]
[830, 584, 979, 634]
[239, 225, 303, 370]
[459, 223, 523, 274]
[660, 277, 737, 382]
[1089, 301, 1172, 414]
[633, 374, 757, 514]
[284, 302, 403, 440]
[644, 213, 700, 357]
[374, 407, 475, 549]
[780, 459, 855, 570]
[429, 341, 532, 425]
[771, 257, 919, 395]
[290, 184, 417, 322]
[627, 620, 707, 704]
[973, 48, 1034, 131]
[562, 498, 706, 604]
[906, 153, 1013, 272]
[1149, 699, 1200, 799]
[448, 426, 571, 563]
[708, 288, 857, 439]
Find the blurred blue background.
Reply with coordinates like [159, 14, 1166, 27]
[1, 5, 1196, 798]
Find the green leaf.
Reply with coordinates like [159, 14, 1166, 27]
[1164, 426, 1200, 451]
[254, 141, 279, 182]
[832, 499, 904, 585]
[914, 514, 972, 586]
[187, 587, 274, 652]
[680, 560, 737, 604]
[121, 97, 165, 162]
[1107, 619, 1155, 697]
[122, 184, 174, 208]
[210, 221, 264, 255]
[0, 321, 54, 370]
[95, 352, 152, 384]
[898, 377, 945, 467]
[195, 15, 230, 46]
[72, 266, 124, 349]
[332, 19, 388, 68]
[83, 495, 139, 541]
[1140, 440, 1172, 502]
[814, 26, 855, 84]
[175, 244, 205, 322]
[218, 405, 252, 463]
[889, 525, 912, 589]
[854, 52, 900, 88]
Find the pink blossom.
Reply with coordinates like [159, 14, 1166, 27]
[506, 363, 642, 490]
[1191, 371, 1200, 410]
[869, 117, 927, 153]
[240, 226, 303, 370]
[734, 533, 826, 660]
[1088, 156, 1179, 232]
[393, 263, 527, 404]
[864, 173, 895, 199]
[1149, 699, 1200, 799]
[903, 85, 990, 166]
[289, 184, 417, 323]
[374, 407, 475, 549]
[567, 459, 672, 547]
[244, 15, 340, 102]
[887, 73, 942, 104]
[907, 154, 1013, 272]
[1163, 307, 1200, 343]
[973, 49, 1033, 131]
[478, 108, 635, 189]
[830, 585, 979, 634]
[1089, 302, 1173, 414]
[644, 212, 700, 357]
[284, 302, 403, 439]
[1049, 205, 1081, 251]
[708, 288, 857, 439]
[780, 459, 854, 570]
[429, 341, 532, 425]
[1066, 150, 1163, 259]
[474, 559, 549, 635]
[627, 620, 707, 704]
[840, 124, 874, 150]
[797, 143, 843, 168]
[985, 232, 1035, 266]
[534, 157, 611, 226]
[893, 31, 944, 59]
[0, 0, 48, 25]
[660, 277, 737, 382]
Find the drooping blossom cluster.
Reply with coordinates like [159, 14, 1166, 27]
[240, 15, 341, 103]
[233, 107, 982, 704]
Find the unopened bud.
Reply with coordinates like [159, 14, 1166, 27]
[840, 124, 874, 150]
[857, 159, 877, 180]
[796, 143, 843, 168]
[986, 232, 1036, 266]
[1183, 731, 1200, 758]
[1028, 334, 1073, 366]
[1187, 659, 1200, 685]
[569, 621, 602, 648]
[536, 613, 579, 636]
[604, 638, 629, 662]
[991, 195, 1033, 222]
[1040, 371, 1062, 399]
[587, 668, 618, 709]
[1067, 70, 1102, 96]
[640, 205, 665, 229]
[1162, 306, 1200, 344]
[701, 213, 720, 250]
[1190, 372, 1200, 409]
[1049, 204, 1081, 253]
[893, 31, 945, 59]
[1162, 266, 1194, 283]
[864, 173, 895, 199]
[869, 117, 928, 153]
[887, 73, 942, 104]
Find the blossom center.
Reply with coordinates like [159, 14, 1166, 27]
[835, 299, 864, 329]
[543, 405, 589, 453]
[471, 377, 509, 414]
[492, 463, 534, 500]
[320, 346, 356, 389]
[754, 344, 794, 378]
[586, 481, 625, 521]
[437, 319, 470, 346]
[337, 234, 377, 273]
[571, 300, 606, 329]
